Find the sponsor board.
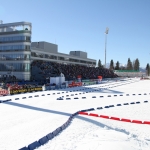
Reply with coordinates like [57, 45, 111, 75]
[10, 87, 42, 95]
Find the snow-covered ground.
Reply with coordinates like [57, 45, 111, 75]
[0, 78, 150, 150]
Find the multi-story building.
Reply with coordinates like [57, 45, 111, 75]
[0, 21, 96, 81]
[31, 41, 96, 66]
[0, 21, 31, 80]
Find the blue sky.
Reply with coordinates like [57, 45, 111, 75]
[0, 0, 150, 68]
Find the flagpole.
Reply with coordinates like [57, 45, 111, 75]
[105, 27, 109, 68]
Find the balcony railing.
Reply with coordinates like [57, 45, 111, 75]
[31, 55, 95, 65]
[0, 70, 30, 72]
[0, 40, 31, 43]
[0, 49, 31, 52]
[0, 58, 30, 61]
[0, 30, 31, 35]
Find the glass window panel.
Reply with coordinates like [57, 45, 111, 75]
[0, 36, 27, 42]
[27, 64, 29, 71]
[26, 54, 30, 59]
[16, 63, 19, 71]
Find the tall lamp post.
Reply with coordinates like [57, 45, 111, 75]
[105, 27, 109, 68]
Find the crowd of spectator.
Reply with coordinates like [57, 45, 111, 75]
[31, 60, 118, 82]
[0, 61, 118, 93]
[0, 75, 17, 84]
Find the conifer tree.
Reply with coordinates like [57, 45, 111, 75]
[146, 63, 150, 76]
[130, 61, 133, 70]
[115, 61, 120, 70]
[127, 58, 133, 70]
[98, 59, 103, 68]
[109, 59, 114, 70]
[134, 58, 140, 71]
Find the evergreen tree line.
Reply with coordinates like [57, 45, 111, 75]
[98, 58, 150, 76]
[98, 58, 140, 71]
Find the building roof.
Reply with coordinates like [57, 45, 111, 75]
[0, 22, 32, 28]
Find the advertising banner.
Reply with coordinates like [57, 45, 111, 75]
[10, 87, 42, 95]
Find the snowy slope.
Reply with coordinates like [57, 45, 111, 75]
[0, 78, 150, 150]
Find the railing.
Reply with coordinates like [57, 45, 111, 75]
[0, 70, 30, 72]
[0, 58, 30, 61]
[0, 30, 31, 35]
[31, 55, 95, 65]
[0, 40, 31, 43]
[0, 49, 31, 52]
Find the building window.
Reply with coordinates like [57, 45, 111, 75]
[87, 61, 92, 64]
[0, 36, 30, 42]
[50, 55, 57, 59]
[80, 60, 86, 63]
[0, 63, 30, 72]
[69, 58, 79, 62]
[58, 57, 64, 60]
[31, 53, 58, 59]
[0, 45, 30, 51]
[65, 58, 69, 61]
[0, 54, 30, 60]
[32, 52, 44, 58]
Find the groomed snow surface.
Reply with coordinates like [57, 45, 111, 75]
[0, 78, 150, 150]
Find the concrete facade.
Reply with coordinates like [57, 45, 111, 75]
[70, 51, 87, 59]
[0, 21, 32, 80]
[31, 41, 58, 53]
[31, 42, 96, 66]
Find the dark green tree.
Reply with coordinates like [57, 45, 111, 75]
[127, 58, 130, 70]
[109, 59, 114, 70]
[127, 58, 133, 70]
[115, 61, 120, 70]
[98, 59, 103, 68]
[146, 63, 150, 76]
[134, 58, 140, 71]
[130, 61, 133, 70]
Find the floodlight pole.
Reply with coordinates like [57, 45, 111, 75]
[105, 27, 109, 68]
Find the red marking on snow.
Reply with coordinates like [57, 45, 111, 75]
[99, 115, 109, 119]
[143, 121, 150, 125]
[78, 112, 88, 115]
[79, 112, 150, 125]
[110, 117, 120, 121]
[89, 113, 99, 117]
[132, 120, 142, 124]
[121, 118, 131, 122]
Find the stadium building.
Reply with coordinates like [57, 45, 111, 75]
[0, 21, 96, 81]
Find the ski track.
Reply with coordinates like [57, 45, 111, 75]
[0, 78, 150, 150]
